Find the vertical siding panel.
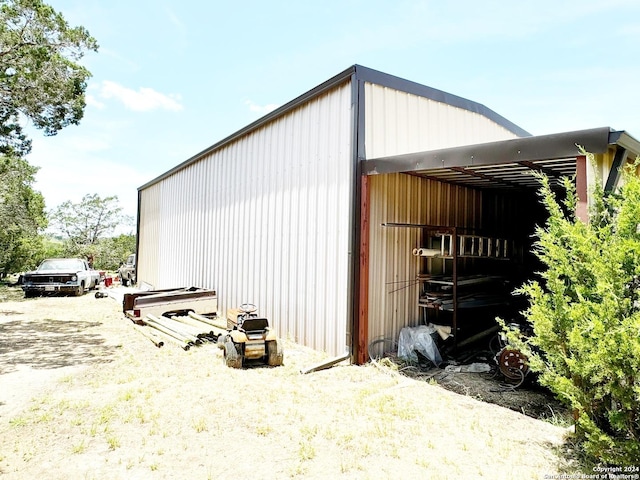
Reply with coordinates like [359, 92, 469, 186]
[202, 159, 210, 288]
[138, 182, 161, 287]
[137, 83, 352, 356]
[365, 83, 521, 159]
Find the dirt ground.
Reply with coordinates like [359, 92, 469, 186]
[395, 350, 570, 423]
[0, 286, 577, 479]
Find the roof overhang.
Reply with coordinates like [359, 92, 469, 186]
[363, 127, 640, 191]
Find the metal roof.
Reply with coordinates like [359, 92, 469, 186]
[139, 65, 530, 191]
[363, 127, 640, 191]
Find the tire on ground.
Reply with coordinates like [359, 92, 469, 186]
[267, 339, 284, 367]
[224, 339, 243, 369]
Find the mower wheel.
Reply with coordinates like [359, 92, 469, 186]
[267, 339, 283, 367]
[224, 339, 243, 369]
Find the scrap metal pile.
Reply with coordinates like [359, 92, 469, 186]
[135, 311, 226, 351]
[123, 287, 224, 351]
[122, 288, 284, 368]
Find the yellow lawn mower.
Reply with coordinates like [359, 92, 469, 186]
[219, 303, 284, 368]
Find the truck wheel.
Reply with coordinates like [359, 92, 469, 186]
[267, 339, 284, 367]
[224, 339, 243, 369]
[122, 277, 129, 287]
[75, 283, 84, 296]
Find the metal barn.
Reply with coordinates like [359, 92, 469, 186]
[136, 65, 640, 362]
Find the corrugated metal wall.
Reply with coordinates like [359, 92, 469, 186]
[137, 183, 161, 285]
[364, 83, 521, 158]
[137, 82, 353, 356]
[366, 173, 483, 345]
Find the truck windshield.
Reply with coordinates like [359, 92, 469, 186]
[38, 259, 84, 271]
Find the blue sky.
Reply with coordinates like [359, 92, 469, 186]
[25, 0, 640, 226]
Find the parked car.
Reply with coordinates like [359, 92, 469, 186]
[118, 254, 136, 287]
[21, 258, 101, 297]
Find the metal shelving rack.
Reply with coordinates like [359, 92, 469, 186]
[411, 225, 512, 349]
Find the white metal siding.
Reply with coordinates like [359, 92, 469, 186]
[138, 83, 353, 356]
[137, 183, 161, 286]
[364, 83, 521, 159]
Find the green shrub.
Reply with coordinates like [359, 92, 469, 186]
[502, 155, 640, 465]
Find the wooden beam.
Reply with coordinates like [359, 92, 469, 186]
[356, 174, 370, 365]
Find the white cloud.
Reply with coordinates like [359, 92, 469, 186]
[99, 80, 184, 112]
[37, 157, 142, 209]
[244, 99, 280, 116]
[85, 94, 105, 110]
[28, 135, 144, 222]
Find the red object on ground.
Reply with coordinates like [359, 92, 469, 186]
[104, 276, 113, 287]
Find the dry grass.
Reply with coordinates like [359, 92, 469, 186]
[0, 287, 572, 479]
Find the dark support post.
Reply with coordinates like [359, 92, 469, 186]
[604, 147, 628, 194]
[575, 155, 588, 223]
[452, 227, 458, 349]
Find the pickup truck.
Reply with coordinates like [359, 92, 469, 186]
[118, 254, 136, 286]
[21, 258, 101, 297]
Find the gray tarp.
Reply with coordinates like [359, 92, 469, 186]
[397, 325, 443, 366]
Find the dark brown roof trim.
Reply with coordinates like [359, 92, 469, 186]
[139, 66, 357, 191]
[363, 127, 638, 175]
[353, 65, 531, 138]
[139, 65, 531, 191]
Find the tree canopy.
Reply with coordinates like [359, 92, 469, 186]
[48, 194, 135, 270]
[94, 233, 136, 271]
[0, 0, 98, 156]
[0, 153, 46, 274]
[503, 155, 640, 465]
[49, 193, 131, 246]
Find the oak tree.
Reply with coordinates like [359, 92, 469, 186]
[49, 193, 131, 253]
[0, 154, 46, 275]
[0, 0, 98, 155]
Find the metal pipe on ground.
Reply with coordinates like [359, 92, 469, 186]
[188, 312, 227, 331]
[300, 352, 351, 374]
[144, 315, 198, 346]
[456, 324, 501, 350]
[143, 325, 192, 351]
[146, 314, 202, 344]
[153, 315, 205, 341]
[133, 324, 164, 348]
[175, 314, 223, 332]
[161, 315, 207, 338]
[169, 315, 217, 338]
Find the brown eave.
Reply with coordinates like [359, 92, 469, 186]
[363, 127, 640, 190]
